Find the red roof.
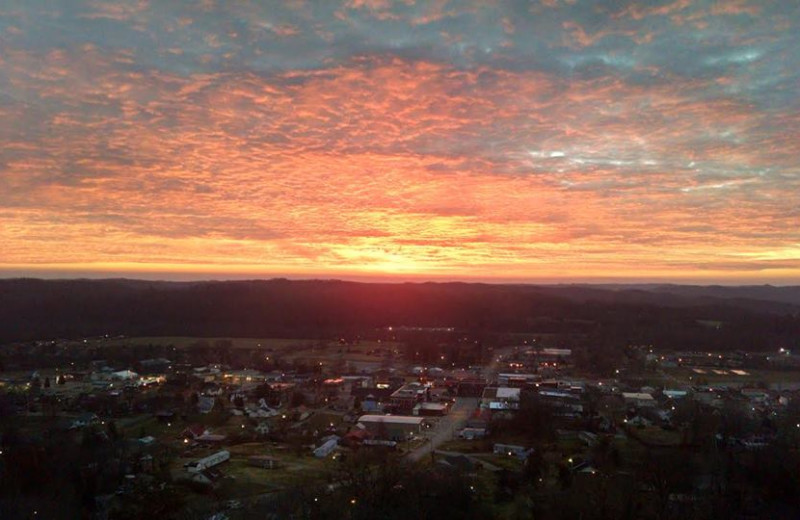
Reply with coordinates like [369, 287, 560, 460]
[344, 429, 373, 443]
[182, 424, 206, 438]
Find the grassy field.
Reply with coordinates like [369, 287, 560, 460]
[300, 411, 348, 431]
[75, 336, 405, 365]
[611, 435, 649, 465]
[222, 456, 332, 495]
[625, 425, 682, 447]
[663, 367, 800, 386]
[172, 441, 336, 501]
[118, 414, 176, 438]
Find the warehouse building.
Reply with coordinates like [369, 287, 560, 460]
[356, 415, 425, 441]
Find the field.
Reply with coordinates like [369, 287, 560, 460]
[225, 444, 335, 491]
[438, 439, 493, 453]
[300, 411, 349, 431]
[663, 366, 800, 388]
[173, 441, 337, 499]
[625, 425, 683, 447]
[68, 336, 314, 350]
[73, 336, 404, 364]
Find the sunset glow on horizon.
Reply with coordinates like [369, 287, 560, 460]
[1, 1, 799, 283]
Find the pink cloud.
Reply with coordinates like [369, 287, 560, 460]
[0, 44, 797, 281]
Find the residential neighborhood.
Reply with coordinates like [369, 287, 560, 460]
[3, 331, 800, 519]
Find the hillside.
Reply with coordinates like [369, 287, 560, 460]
[0, 279, 798, 350]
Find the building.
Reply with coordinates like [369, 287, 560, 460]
[353, 387, 393, 412]
[182, 424, 208, 440]
[222, 369, 268, 386]
[254, 422, 270, 436]
[537, 348, 572, 363]
[459, 427, 487, 440]
[185, 450, 230, 473]
[481, 386, 521, 410]
[356, 415, 425, 441]
[493, 443, 533, 460]
[314, 438, 339, 458]
[538, 390, 584, 416]
[70, 413, 99, 429]
[359, 394, 383, 413]
[189, 468, 224, 488]
[663, 389, 688, 399]
[110, 369, 139, 381]
[390, 383, 427, 412]
[414, 402, 449, 416]
[197, 395, 216, 414]
[197, 433, 228, 444]
[342, 429, 373, 447]
[497, 373, 539, 387]
[622, 392, 656, 407]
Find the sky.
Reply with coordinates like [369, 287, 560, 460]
[1, 0, 799, 284]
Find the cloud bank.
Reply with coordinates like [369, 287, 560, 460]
[0, 0, 798, 281]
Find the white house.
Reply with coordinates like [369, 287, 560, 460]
[185, 450, 230, 473]
[622, 392, 655, 407]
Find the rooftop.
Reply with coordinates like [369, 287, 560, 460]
[358, 415, 424, 425]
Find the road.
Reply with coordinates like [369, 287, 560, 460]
[406, 396, 478, 462]
[406, 346, 520, 463]
[485, 345, 519, 381]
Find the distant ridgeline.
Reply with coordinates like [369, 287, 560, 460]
[0, 278, 798, 349]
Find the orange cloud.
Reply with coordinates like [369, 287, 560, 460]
[1, 19, 798, 283]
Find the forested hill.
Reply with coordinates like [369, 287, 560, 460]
[0, 278, 798, 350]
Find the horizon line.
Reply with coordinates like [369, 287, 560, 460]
[1, 272, 798, 288]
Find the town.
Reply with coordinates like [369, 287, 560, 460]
[2, 329, 800, 519]
[3, 0, 800, 517]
